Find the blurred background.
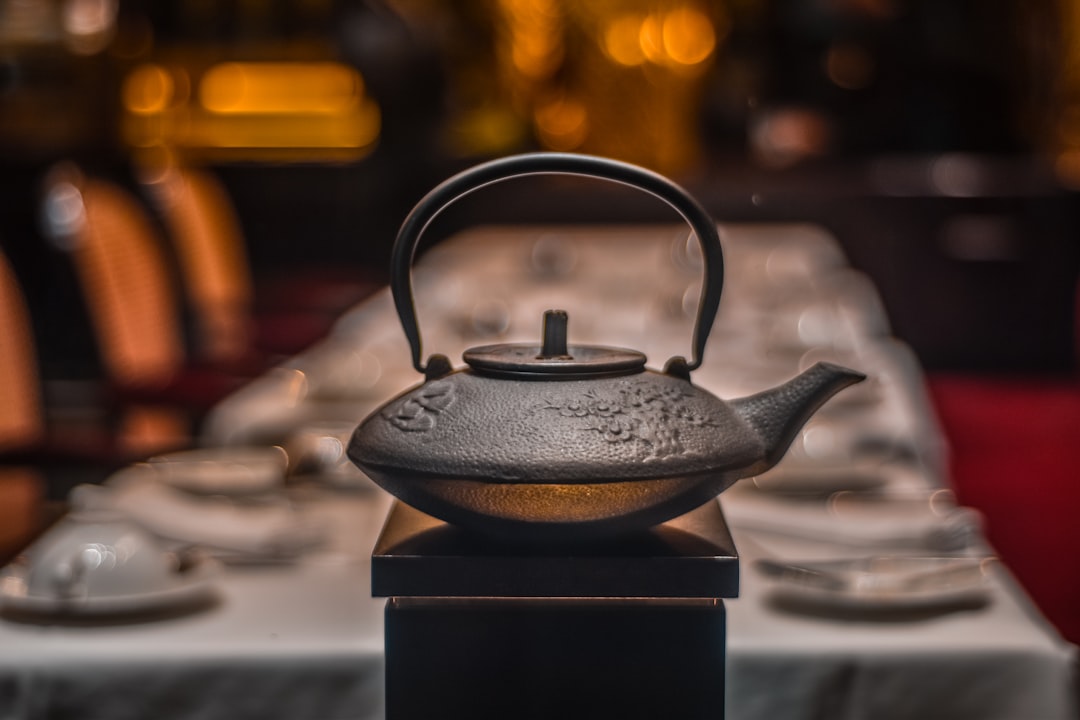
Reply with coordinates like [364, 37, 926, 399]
[0, 0, 1078, 639]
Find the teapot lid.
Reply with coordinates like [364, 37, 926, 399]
[463, 310, 646, 380]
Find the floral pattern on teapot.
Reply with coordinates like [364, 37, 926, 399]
[383, 381, 455, 432]
[539, 381, 719, 459]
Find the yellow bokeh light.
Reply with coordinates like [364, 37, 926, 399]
[511, 34, 562, 78]
[123, 64, 174, 115]
[1054, 149, 1080, 190]
[193, 100, 380, 148]
[603, 15, 646, 66]
[663, 7, 716, 66]
[534, 96, 588, 151]
[122, 60, 380, 160]
[200, 62, 364, 115]
[498, 0, 564, 82]
[599, 6, 718, 69]
[639, 14, 667, 65]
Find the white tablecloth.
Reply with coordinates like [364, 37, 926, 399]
[1, 487, 1073, 720]
[0, 490, 392, 720]
[3, 224, 1075, 719]
[724, 518, 1076, 720]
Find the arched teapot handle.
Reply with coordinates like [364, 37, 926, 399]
[390, 152, 725, 378]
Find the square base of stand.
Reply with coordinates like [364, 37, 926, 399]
[385, 596, 727, 720]
[372, 500, 739, 599]
[374, 502, 737, 719]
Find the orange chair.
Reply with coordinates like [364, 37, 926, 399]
[41, 163, 247, 453]
[139, 161, 376, 360]
[0, 249, 45, 454]
[139, 164, 259, 368]
[44, 164, 184, 389]
[0, 251, 47, 557]
[0, 241, 127, 466]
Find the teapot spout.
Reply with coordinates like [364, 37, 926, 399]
[732, 362, 866, 475]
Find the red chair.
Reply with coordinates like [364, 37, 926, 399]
[928, 373, 1080, 645]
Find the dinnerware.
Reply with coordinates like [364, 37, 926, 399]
[147, 446, 288, 496]
[755, 555, 994, 610]
[95, 470, 327, 561]
[826, 489, 984, 552]
[0, 508, 219, 614]
[724, 485, 984, 553]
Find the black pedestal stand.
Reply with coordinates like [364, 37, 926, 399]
[372, 501, 739, 720]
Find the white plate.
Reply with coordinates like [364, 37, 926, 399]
[147, 446, 288, 496]
[756, 556, 993, 611]
[0, 554, 221, 616]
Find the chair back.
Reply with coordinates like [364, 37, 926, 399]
[0, 250, 44, 451]
[142, 165, 255, 364]
[42, 165, 184, 388]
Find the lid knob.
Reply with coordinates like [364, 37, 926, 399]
[462, 309, 647, 379]
[540, 310, 570, 359]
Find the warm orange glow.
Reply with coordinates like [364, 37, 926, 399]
[0, 469, 42, 556]
[122, 60, 380, 161]
[1054, 149, 1080, 189]
[603, 15, 647, 66]
[200, 62, 363, 115]
[117, 405, 188, 456]
[190, 103, 380, 148]
[448, 106, 526, 156]
[551, 3, 721, 173]
[511, 35, 561, 78]
[123, 64, 174, 115]
[662, 7, 716, 66]
[498, 0, 564, 80]
[534, 96, 588, 150]
[639, 13, 667, 65]
[0, 254, 44, 451]
[600, 6, 716, 70]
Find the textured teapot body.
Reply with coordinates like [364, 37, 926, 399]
[349, 359, 862, 541]
[350, 369, 763, 485]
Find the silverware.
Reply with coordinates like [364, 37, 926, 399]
[755, 556, 993, 595]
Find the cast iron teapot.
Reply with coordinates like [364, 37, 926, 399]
[348, 153, 864, 542]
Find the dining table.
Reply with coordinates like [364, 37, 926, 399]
[0, 223, 1075, 720]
